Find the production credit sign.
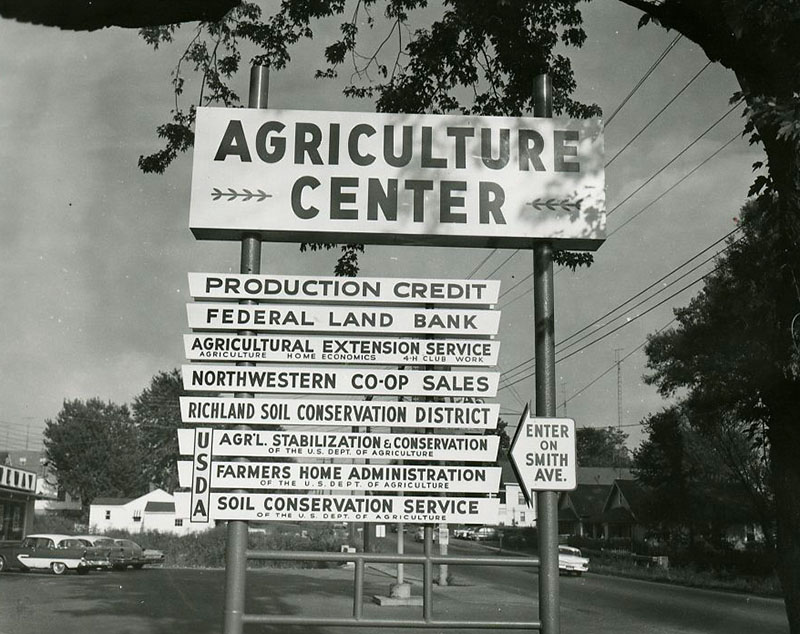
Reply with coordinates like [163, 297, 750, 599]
[188, 273, 500, 305]
[189, 108, 605, 250]
[179, 397, 499, 429]
[184, 333, 499, 365]
[181, 364, 499, 397]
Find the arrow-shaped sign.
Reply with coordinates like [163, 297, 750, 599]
[508, 404, 577, 507]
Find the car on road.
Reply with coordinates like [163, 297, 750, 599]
[0, 533, 91, 575]
[76, 535, 133, 570]
[469, 526, 498, 541]
[558, 545, 590, 576]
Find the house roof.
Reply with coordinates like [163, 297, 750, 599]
[576, 467, 634, 485]
[563, 484, 611, 518]
[497, 455, 517, 484]
[600, 506, 635, 524]
[614, 479, 648, 514]
[145, 501, 175, 513]
[93, 497, 134, 506]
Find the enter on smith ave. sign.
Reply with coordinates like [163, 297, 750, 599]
[509, 405, 576, 505]
[189, 107, 605, 250]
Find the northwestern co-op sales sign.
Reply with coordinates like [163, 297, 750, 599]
[189, 108, 605, 250]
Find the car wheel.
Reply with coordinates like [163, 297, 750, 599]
[0, 555, 6, 572]
[51, 562, 68, 575]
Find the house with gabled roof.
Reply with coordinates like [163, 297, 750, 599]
[599, 478, 649, 541]
[89, 488, 209, 535]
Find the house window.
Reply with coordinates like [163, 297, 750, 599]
[518, 493, 526, 505]
[19, 457, 27, 466]
[519, 512, 526, 523]
[133, 509, 142, 522]
[175, 519, 183, 527]
[105, 510, 111, 520]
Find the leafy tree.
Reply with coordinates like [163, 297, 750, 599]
[633, 405, 772, 548]
[645, 197, 799, 627]
[43, 398, 147, 511]
[131, 368, 188, 492]
[576, 425, 631, 467]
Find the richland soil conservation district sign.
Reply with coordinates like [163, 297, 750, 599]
[189, 108, 605, 249]
[179, 397, 500, 429]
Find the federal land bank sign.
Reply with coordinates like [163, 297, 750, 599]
[189, 107, 605, 250]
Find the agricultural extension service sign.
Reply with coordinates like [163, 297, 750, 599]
[189, 108, 605, 249]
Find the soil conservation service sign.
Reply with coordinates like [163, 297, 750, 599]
[189, 108, 605, 249]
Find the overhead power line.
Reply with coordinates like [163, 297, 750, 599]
[609, 132, 741, 238]
[556, 228, 741, 353]
[606, 61, 712, 167]
[605, 34, 683, 126]
[607, 101, 743, 219]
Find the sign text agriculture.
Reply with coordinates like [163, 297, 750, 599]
[189, 108, 605, 249]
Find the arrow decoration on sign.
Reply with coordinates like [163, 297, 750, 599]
[508, 404, 577, 508]
[525, 198, 581, 213]
[211, 187, 271, 202]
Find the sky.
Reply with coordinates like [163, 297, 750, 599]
[0, 2, 760, 454]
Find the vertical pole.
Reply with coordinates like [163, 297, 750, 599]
[223, 64, 269, 634]
[532, 72, 560, 634]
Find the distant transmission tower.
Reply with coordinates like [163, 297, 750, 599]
[614, 348, 624, 430]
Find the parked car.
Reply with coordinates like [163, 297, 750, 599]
[113, 539, 146, 569]
[470, 526, 498, 541]
[141, 547, 165, 567]
[0, 534, 91, 575]
[453, 526, 477, 539]
[558, 545, 590, 576]
[75, 535, 133, 570]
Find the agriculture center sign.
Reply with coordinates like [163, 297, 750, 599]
[189, 108, 605, 249]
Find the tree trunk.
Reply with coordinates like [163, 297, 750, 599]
[769, 419, 800, 634]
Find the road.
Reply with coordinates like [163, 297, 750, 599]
[0, 539, 787, 634]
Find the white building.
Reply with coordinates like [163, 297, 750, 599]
[89, 488, 209, 535]
[497, 458, 537, 527]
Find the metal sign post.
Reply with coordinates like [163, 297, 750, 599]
[533, 72, 560, 634]
[223, 64, 269, 634]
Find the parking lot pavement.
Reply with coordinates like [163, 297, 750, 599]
[0, 565, 537, 634]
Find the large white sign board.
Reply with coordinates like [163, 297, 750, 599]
[189, 108, 605, 250]
[179, 397, 499, 429]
